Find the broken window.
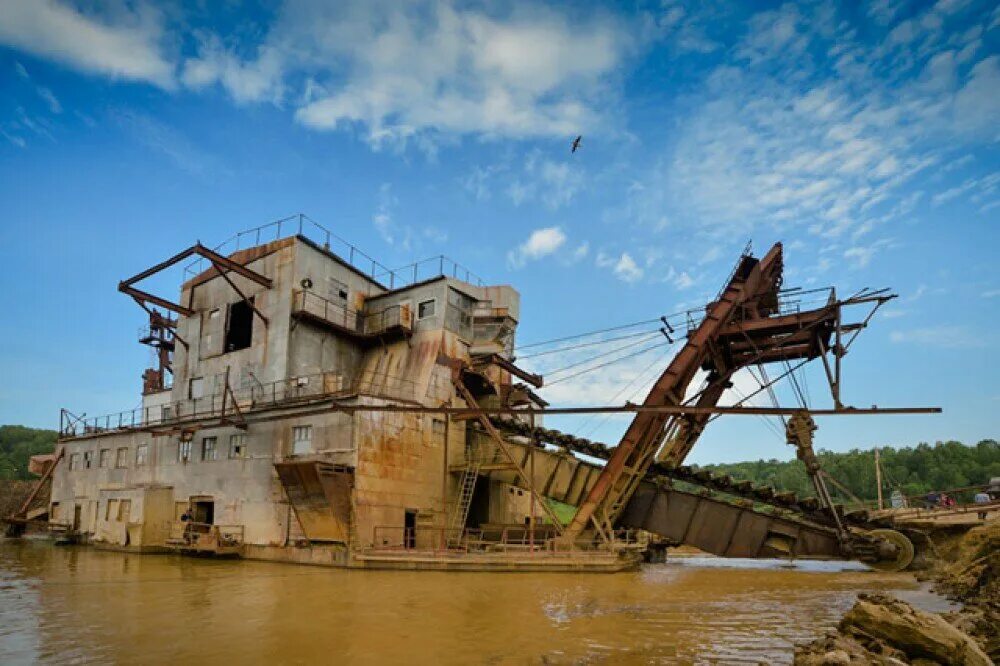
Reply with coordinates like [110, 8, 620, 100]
[229, 434, 247, 459]
[99, 449, 110, 468]
[292, 425, 312, 455]
[328, 277, 349, 303]
[178, 440, 192, 463]
[115, 448, 129, 469]
[69, 453, 80, 471]
[201, 437, 217, 461]
[224, 299, 254, 352]
[83, 451, 93, 469]
[418, 299, 436, 319]
[200, 308, 222, 358]
[136, 444, 148, 466]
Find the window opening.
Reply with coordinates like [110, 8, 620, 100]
[225, 299, 254, 352]
[229, 434, 247, 459]
[201, 437, 217, 461]
[179, 440, 192, 463]
[115, 447, 129, 469]
[292, 425, 312, 455]
[418, 299, 436, 319]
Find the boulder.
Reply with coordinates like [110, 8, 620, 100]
[841, 593, 991, 666]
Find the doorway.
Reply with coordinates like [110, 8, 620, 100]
[404, 509, 416, 549]
[191, 499, 214, 525]
[72, 505, 82, 531]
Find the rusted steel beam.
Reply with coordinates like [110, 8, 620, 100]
[454, 382, 564, 534]
[120, 284, 195, 317]
[194, 243, 273, 288]
[211, 260, 269, 326]
[480, 353, 543, 388]
[119, 245, 199, 287]
[9, 448, 63, 520]
[717, 307, 835, 337]
[562, 243, 786, 542]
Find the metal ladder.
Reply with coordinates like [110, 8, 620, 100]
[448, 461, 480, 547]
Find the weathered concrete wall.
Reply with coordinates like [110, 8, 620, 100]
[53, 233, 524, 563]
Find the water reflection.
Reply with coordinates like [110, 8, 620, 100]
[0, 539, 943, 665]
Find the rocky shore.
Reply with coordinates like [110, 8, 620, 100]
[795, 522, 999, 666]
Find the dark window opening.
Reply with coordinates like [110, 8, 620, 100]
[225, 299, 254, 352]
[404, 509, 417, 549]
[192, 500, 214, 525]
[418, 299, 436, 319]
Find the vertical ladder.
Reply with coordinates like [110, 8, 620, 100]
[448, 461, 480, 546]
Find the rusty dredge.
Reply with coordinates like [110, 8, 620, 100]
[5, 215, 939, 572]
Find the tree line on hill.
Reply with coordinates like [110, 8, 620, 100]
[0, 426, 58, 480]
[702, 439, 999, 504]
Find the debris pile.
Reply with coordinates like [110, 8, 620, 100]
[794, 593, 991, 665]
[795, 520, 999, 665]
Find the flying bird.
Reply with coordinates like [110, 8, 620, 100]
[571, 135, 582, 153]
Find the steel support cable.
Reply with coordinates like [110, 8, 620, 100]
[574, 347, 674, 439]
[543, 340, 674, 386]
[515, 319, 661, 351]
[784, 359, 809, 408]
[515, 304, 711, 352]
[516, 329, 662, 360]
[538, 332, 665, 377]
[750, 364, 787, 434]
[731, 385, 785, 440]
[704, 358, 812, 425]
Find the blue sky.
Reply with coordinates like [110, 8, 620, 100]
[0, 0, 996, 464]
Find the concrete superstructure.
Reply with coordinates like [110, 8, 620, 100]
[47, 224, 563, 568]
[31, 228, 927, 573]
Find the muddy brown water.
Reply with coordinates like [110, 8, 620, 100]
[0, 539, 955, 665]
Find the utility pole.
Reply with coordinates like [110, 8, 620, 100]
[875, 448, 884, 510]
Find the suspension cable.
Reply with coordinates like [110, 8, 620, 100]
[574, 347, 674, 439]
[515, 319, 661, 351]
[517, 329, 661, 360]
[536, 333, 664, 377]
[544, 340, 673, 386]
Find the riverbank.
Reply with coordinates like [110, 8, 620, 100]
[795, 521, 999, 665]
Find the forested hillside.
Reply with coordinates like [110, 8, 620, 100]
[702, 439, 999, 503]
[0, 426, 57, 480]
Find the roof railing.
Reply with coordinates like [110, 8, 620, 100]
[181, 213, 484, 290]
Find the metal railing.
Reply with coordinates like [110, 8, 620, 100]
[181, 213, 484, 290]
[369, 526, 646, 554]
[60, 369, 445, 437]
[168, 521, 244, 548]
[292, 290, 412, 336]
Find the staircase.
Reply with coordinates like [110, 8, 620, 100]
[448, 461, 480, 547]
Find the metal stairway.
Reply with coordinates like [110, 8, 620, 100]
[448, 461, 480, 547]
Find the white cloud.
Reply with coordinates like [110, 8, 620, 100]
[35, 86, 61, 114]
[622, 0, 999, 257]
[0, 0, 175, 88]
[673, 271, 695, 289]
[596, 251, 643, 283]
[889, 326, 985, 348]
[288, 1, 628, 145]
[372, 183, 409, 249]
[507, 226, 567, 268]
[181, 35, 285, 104]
